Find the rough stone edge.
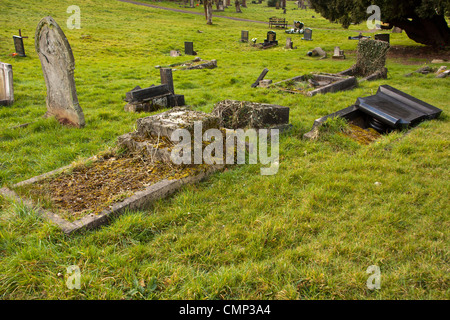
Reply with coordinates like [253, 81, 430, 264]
[0, 187, 77, 234]
[307, 76, 357, 97]
[303, 105, 359, 140]
[1, 165, 223, 235]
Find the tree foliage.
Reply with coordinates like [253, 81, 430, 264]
[309, 0, 450, 46]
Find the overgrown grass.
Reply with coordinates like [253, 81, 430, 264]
[0, 0, 449, 300]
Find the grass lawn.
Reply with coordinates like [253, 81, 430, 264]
[0, 0, 449, 299]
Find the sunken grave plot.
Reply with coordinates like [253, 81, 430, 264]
[155, 57, 217, 71]
[304, 85, 443, 142]
[269, 73, 357, 97]
[1, 107, 225, 234]
[2, 103, 291, 234]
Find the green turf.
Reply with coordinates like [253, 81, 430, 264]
[0, 0, 449, 300]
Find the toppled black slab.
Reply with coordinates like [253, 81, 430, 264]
[125, 84, 171, 103]
[355, 85, 442, 131]
[304, 85, 442, 139]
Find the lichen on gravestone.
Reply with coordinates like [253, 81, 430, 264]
[35, 16, 85, 128]
[354, 39, 390, 77]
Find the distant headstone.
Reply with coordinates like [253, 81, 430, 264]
[302, 28, 312, 40]
[13, 29, 28, 57]
[392, 27, 402, 33]
[258, 79, 273, 87]
[184, 41, 197, 55]
[13, 36, 26, 57]
[241, 30, 249, 42]
[170, 50, 181, 57]
[285, 37, 293, 49]
[332, 46, 345, 59]
[0, 62, 14, 106]
[35, 16, 85, 128]
[160, 68, 174, 94]
[375, 33, 390, 44]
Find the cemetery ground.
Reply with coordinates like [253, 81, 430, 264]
[0, 0, 449, 300]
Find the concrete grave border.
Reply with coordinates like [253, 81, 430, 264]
[0, 160, 223, 235]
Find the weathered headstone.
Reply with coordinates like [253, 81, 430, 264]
[170, 50, 181, 57]
[184, 42, 197, 55]
[375, 33, 390, 44]
[392, 27, 402, 33]
[285, 37, 293, 49]
[0, 62, 14, 106]
[241, 30, 249, 42]
[332, 46, 345, 59]
[302, 28, 312, 40]
[35, 16, 85, 127]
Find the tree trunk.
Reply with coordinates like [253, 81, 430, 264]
[190, 0, 194, 7]
[204, 0, 213, 24]
[242, 0, 247, 8]
[389, 14, 450, 47]
[235, 0, 241, 13]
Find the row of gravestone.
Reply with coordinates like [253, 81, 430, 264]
[1, 16, 204, 127]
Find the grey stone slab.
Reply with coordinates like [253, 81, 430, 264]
[0, 62, 14, 106]
[137, 107, 220, 139]
[35, 16, 85, 128]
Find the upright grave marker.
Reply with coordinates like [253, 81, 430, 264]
[13, 29, 28, 57]
[302, 28, 313, 40]
[184, 42, 197, 55]
[241, 30, 249, 42]
[35, 16, 85, 127]
[0, 62, 14, 106]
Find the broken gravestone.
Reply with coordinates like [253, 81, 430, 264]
[0, 62, 14, 106]
[124, 68, 185, 113]
[337, 38, 390, 82]
[303, 85, 442, 140]
[307, 47, 326, 59]
[35, 16, 85, 128]
[211, 100, 290, 131]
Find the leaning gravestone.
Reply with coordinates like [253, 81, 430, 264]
[35, 16, 85, 128]
[0, 62, 14, 106]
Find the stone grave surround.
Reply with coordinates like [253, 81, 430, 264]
[303, 85, 442, 140]
[35, 16, 85, 128]
[0, 62, 14, 106]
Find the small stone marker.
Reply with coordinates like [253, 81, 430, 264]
[375, 33, 390, 43]
[184, 42, 197, 55]
[13, 29, 28, 57]
[392, 27, 402, 33]
[0, 62, 14, 106]
[308, 47, 326, 58]
[258, 79, 273, 87]
[285, 37, 293, 49]
[35, 16, 85, 128]
[241, 30, 249, 42]
[302, 28, 313, 40]
[332, 46, 345, 59]
[170, 50, 181, 57]
[251, 68, 269, 88]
